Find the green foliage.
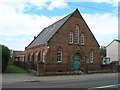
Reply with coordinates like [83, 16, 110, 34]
[100, 46, 106, 58]
[7, 65, 27, 73]
[1, 44, 11, 72]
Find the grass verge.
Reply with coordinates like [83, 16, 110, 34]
[6, 65, 27, 73]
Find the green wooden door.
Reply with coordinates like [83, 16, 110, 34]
[74, 54, 80, 71]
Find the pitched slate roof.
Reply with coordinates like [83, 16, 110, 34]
[26, 13, 72, 49]
[13, 51, 23, 57]
[26, 9, 100, 49]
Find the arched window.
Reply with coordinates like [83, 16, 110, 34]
[27, 54, 30, 61]
[23, 55, 26, 63]
[80, 33, 85, 45]
[31, 53, 34, 62]
[90, 50, 94, 63]
[57, 48, 62, 62]
[69, 31, 73, 43]
[37, 51, 41, 61]
[42, 50, 45, 62]
[75, 25, 79, 44]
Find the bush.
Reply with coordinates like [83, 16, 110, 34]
[99, 46, 106, 59]
[1, 45, 10, 73]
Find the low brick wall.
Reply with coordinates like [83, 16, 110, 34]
[36, 63, 102, 76]
[40, 71, 83, 76]
[87, 70, 115, 74]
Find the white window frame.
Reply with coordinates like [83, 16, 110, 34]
[90, 50, 94, 63]
[69, 31, 73, 44]
[80, 33, 85, 45]
[57, 48, 62, 63]
[75, 25, 79, 44]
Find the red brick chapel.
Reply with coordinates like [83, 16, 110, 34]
[24, 9, 101, 76]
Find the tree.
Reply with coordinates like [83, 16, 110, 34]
[0, 45, 11, 73]
[100, 46, 106, 59]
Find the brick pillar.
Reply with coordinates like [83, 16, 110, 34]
[86, 58, 89, 74]
[70, 61, 74, 72]
[81, 62, 86, 72]
[27, 62, 31, 73]
[37, 63, 44, 76]
[86, 64, 89, 74]
[111, 64, 117, 72]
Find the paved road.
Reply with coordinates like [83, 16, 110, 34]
[2, 73, 119, 89]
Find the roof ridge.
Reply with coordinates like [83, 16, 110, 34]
[45, 13, 72, 29]
[26, 12, 73, 50]
[36, 14, 72, 39]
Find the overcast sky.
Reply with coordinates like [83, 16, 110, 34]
[0, 0, 118, 51]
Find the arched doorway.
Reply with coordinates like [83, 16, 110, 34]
[74, 54, 81, 71]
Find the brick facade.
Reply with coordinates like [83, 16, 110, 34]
[25, 9, 101, 76]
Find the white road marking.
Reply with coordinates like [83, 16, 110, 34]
[88, 84, 120, 89]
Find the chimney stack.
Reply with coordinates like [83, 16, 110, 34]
[34, 36, 36, 39]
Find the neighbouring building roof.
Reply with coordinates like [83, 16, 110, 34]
[106, 39, 120, 47]
[13, 51, 23, 57]
[20, 51, 27, 55]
